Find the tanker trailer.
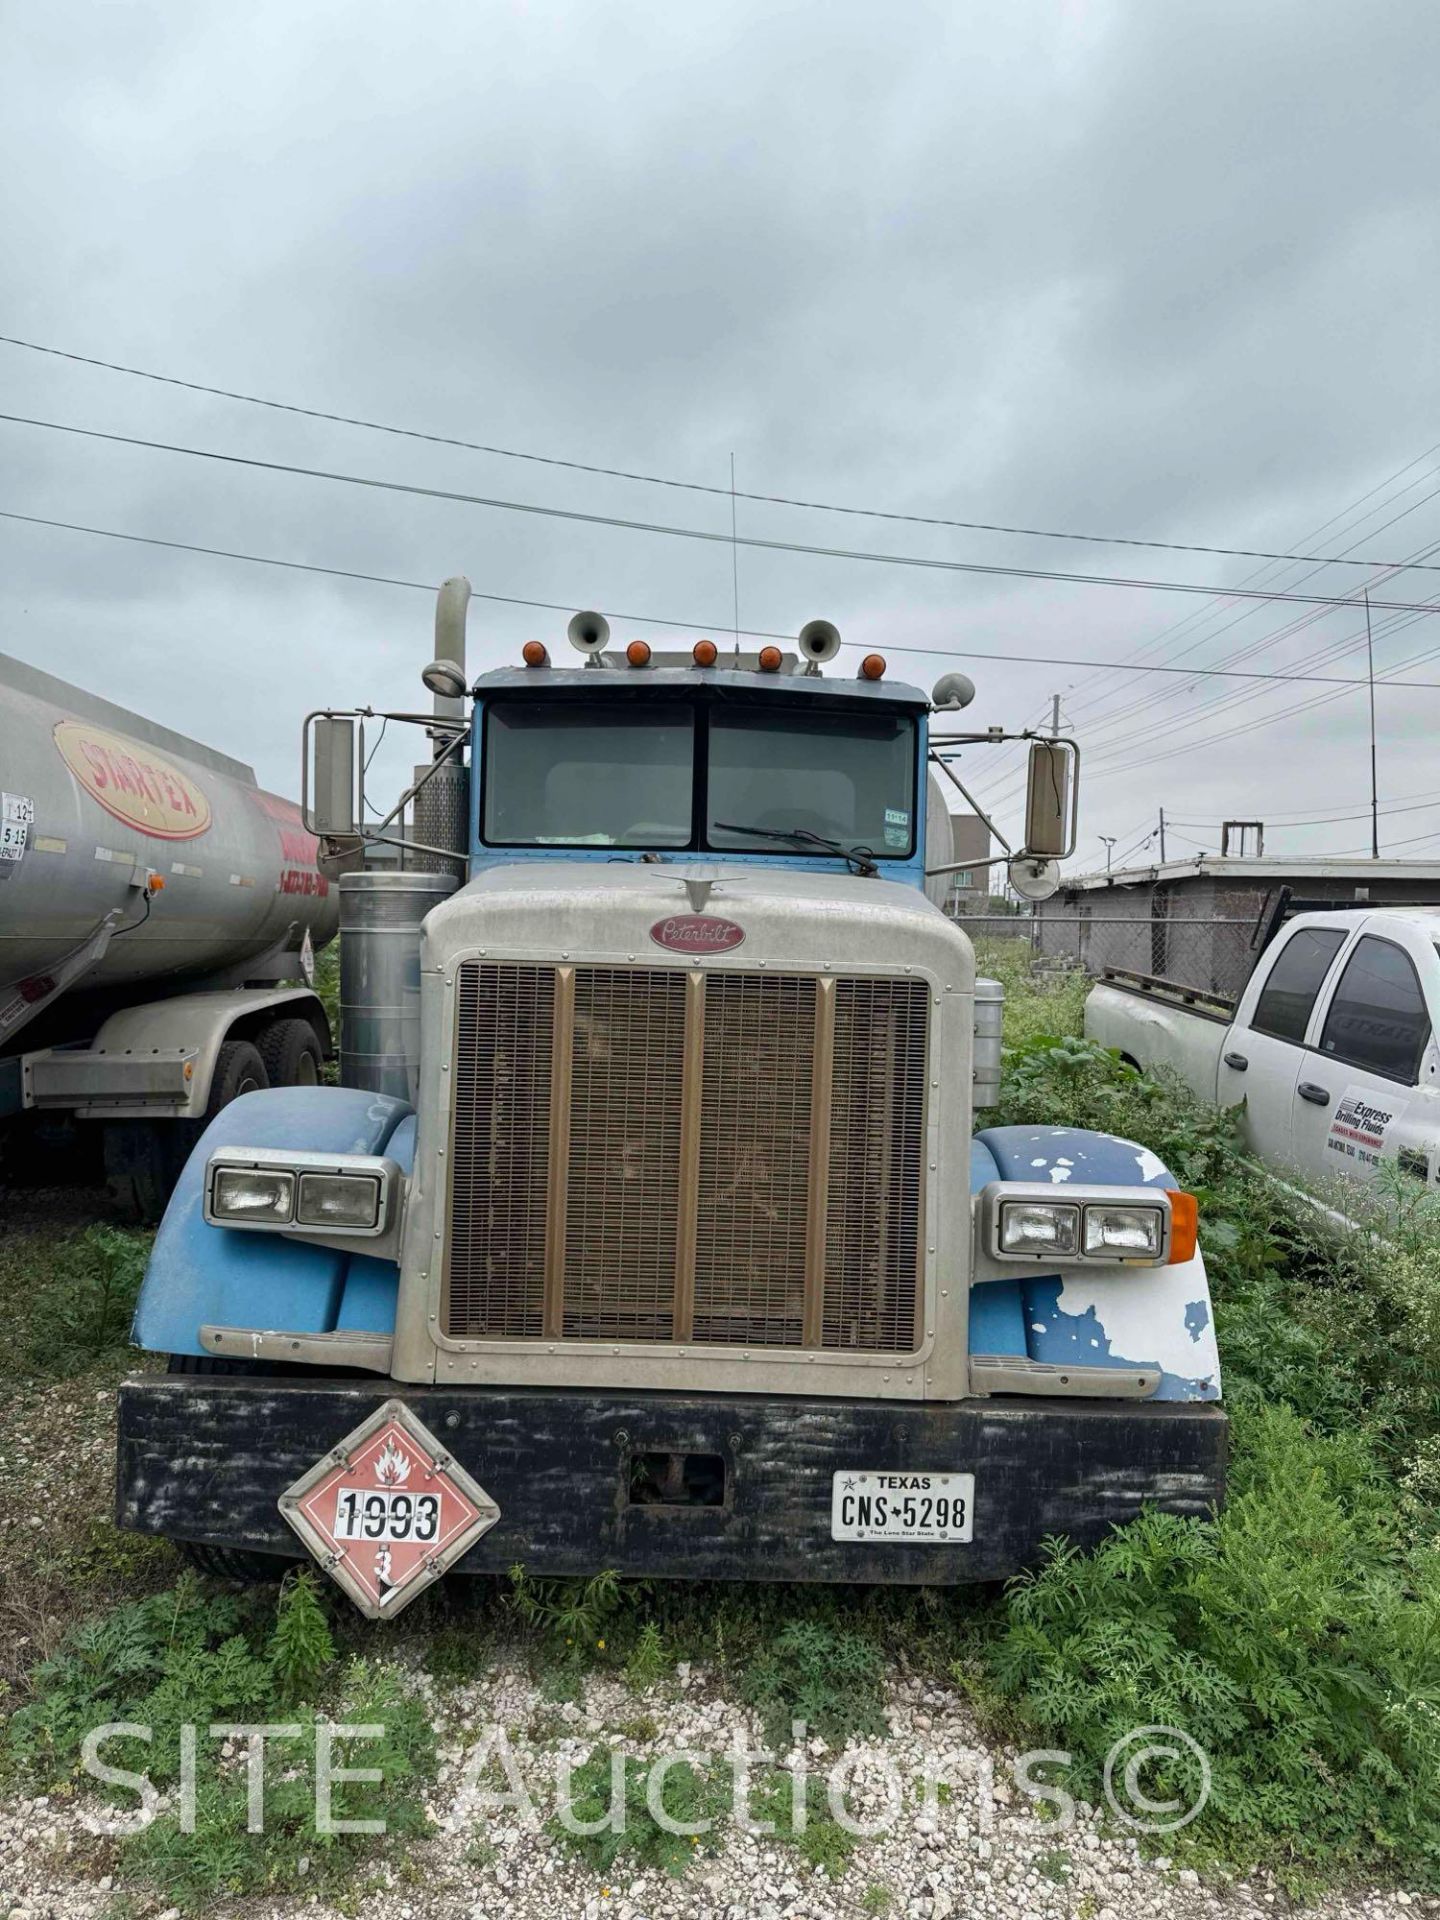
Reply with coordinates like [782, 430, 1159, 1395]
[0, 649, 338, 1217]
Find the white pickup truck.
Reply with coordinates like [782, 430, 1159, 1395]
[1085, 907, 1440, 1192]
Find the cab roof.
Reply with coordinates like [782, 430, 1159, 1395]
[471, 664, 930, 712]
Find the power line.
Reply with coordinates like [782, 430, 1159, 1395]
[1056, 458, 1440, 728]
[10, 410, 1440, 616]
[15, 504, 1440, 690]
[1171, 800, 1440, 829]
[9, 329, 1440, 576]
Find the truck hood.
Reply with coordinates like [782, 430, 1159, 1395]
[423, 860, 975, 988]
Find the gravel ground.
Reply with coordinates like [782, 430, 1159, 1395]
[2, 1657, 1435, 1920]
[0, 1185, 1431, 1919]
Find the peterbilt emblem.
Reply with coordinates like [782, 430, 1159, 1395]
[649, 914, 745, 954]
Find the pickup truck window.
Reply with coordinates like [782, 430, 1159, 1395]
[1250, 927, 1346, 1043]
[1318, 935, 1431, 1082]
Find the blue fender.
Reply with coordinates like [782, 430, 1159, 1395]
[968, 1125, 1221, 1403]
[132, 1088, 414, 1357]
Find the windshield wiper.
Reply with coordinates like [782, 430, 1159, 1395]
[713, 822, 879, 877]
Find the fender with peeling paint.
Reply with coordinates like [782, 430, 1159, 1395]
[969, 1125, 1221, 1403]
[131, 1088, 413, 1357]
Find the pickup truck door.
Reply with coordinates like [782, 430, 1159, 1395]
[1221, 924, 1348, 1171]
[1289, 930, 1440, 1190]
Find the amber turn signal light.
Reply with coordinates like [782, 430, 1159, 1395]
[693, 639, 718, 667]
[1166, 1190, 1198, 1264]
[521, 640, 549, 667]
[626, 640, 652, 667]
[859, 654, 886, 681]
[757, 645, 783, 672]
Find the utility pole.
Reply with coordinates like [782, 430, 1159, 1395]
[1158, 807, 1167, 862]
[1099, 834, 1116, 874]
[1365, 591, 1379, 859]
[1051, 693, 1062, 736]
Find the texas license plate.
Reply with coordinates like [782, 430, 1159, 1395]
[830, 1470, 974, 1543]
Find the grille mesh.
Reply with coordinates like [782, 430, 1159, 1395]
[824, 978, 929, 1351]
[693, 973, 817, 1346]
[445, 963, 554, 1337]
[562, 968, 687, 1341]
[445, 960, 927, 1354]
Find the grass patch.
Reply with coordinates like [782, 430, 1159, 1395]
[981, 962, 1440, 1892]
[4, 1572, 437, 1910]
[739, 1618, 887, 1750]
[6, 1222, 152, 1383]
[550, 1747, 727, 1878]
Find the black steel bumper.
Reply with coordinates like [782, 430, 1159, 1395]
[116, 1376, 1227, 1585]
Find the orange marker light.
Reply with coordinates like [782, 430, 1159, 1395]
[859, 654, 887, 681]
[521, 640, 549, 667]
[626, 639, 652, 667]
[758, 645, 783, 672]
[1166, 1190, 1198, 1264]
[693, 639, 718, 667]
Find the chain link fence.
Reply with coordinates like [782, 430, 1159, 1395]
[951, 911, 1261, 1003]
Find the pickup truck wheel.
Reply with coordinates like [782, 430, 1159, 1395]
[257, 1018, 323, 1089]
[165, 1355, 299, 1582]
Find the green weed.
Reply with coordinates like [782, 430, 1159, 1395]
[740, 1618, 887, 1749]
[550, 1747, 726, 1877]
[4, 1573, 437, 1910]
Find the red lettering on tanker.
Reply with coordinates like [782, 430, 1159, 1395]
[649, 914, 745, 954]
[266, 803, 329, 898]
[53, 720, 212, 840]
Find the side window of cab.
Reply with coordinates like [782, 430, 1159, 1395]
[1317, 935, 1432, 1084]
[1250, 927, 1346, 1044]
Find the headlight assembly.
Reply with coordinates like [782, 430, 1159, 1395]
[982, 1182, 1181, 1266]
[1083, 1204, 1164, 1258]
[205, 1149, 397, 1237]
[211, 1166, 294, 1223]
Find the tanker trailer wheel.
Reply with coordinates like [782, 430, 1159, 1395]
[165, 1354, 299, 1582]
[257, 1018, 323, 1090]
[105, 1039, 271, 1225]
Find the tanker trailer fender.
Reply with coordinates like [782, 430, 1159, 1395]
[130, 1087, 414, 1364]
[970, 1124, 1222, 1404]
[30, 985, 332, 1120]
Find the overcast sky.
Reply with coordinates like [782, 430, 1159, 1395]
[2, 0, 1438, 877]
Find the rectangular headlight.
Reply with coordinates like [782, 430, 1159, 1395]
[211, 1166, 294, 1223]
[1083, 1205, 1164, 1258]
[999, 1201, 1079, 1255]
[296, 1171, 381, 1230]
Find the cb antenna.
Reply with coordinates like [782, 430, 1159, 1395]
[730, 452, 741, 666]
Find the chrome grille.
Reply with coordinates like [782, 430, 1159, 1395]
[562, 968, 687, 1341]
[693, 973, 817, 1346]
[445, 960, 927, 1353]
[445, 962, 554, 1338]
[824, 978, 928, 1351]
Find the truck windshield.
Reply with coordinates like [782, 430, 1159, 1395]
[483, 700, 695, 847]
[707, 706, 915, 856]
[481, 695, 917, 856]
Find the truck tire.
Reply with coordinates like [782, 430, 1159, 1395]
[165, 1354, 298, 1582]
[206, 1039, 270, 1112]
[257, 1018, 323, 1089]
[104, 1040, 271, 1224]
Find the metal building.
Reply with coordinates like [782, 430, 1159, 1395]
[1025, 856, 1440, 1000]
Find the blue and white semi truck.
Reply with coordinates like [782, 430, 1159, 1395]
[115, 580, 1223, 1617]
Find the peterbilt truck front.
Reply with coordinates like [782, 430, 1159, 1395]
[116, 580, 1224, 1618]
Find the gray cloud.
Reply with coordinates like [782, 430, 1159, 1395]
[2, 0, 1437, 870]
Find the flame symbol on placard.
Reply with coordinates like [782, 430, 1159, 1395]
[374, 1440, 412, 1486]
